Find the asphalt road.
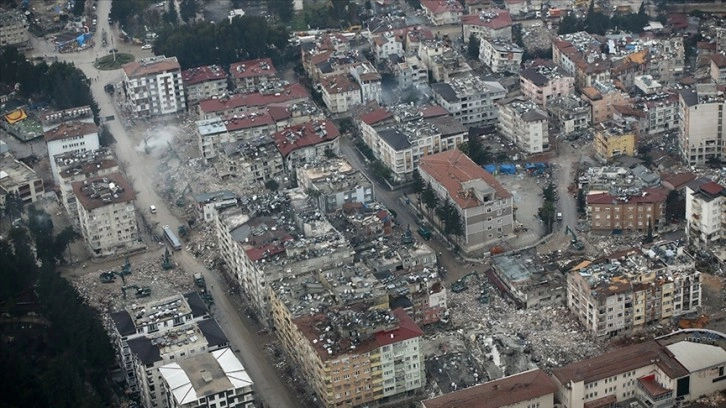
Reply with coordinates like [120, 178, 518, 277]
[33, 1, 299, 406]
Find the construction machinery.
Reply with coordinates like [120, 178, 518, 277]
[99, 258, 132, 284]
[566, 225, 585, 251]
[193, 273, 206, 288]
[161, 247, 173, 270]
[452, 272, 479, 293]
[121, 285, 151, 299]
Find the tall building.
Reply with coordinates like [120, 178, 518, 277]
[418, 150, 513, 254]
[71, 173, 139, 256]
[431, 74, 506, 126]
[478, 38, 523, 74]
[546, 94, 591, 135]
[159, 348, 255, 408]
[461, 10, 513, 43]
[566, 241, 701, 339]
[44, 121, 100, 184]
[677, 84, 726, 166]
[497, 98, 549, 154]
[580, 81, 630, 124]
[519, 63, 575, 107]
[122, 56, 186, 119]
[0, 9, 29, 47]
[685, 178, 725, 249]
[181, 65, 228, 105]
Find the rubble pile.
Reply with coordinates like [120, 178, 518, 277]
[70, 253, 197, 313]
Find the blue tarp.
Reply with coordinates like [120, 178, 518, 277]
[483, 164, 497, 174]
[76, 34, 85, 45]
[499, 164, 516, 174]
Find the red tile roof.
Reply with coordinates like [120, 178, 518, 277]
[700, 181, 725, 196]
[421, 0, 464, 14]
[460, 10, 512, 29]
[181, 65, 227, 86]
[230, 58, 277, 79]
[320, 74, 360, 94]
[273, 120, 340, 158]
[587, 188, 667, 205]
[712, 53, 726, 68]
[199, 83, 309, 114]
[245, 235, 293, 261]
[359, 107, 393, 125]
[122, 56, 180, 78]
[71, 172, 136, 211]
[224, 111, 275, 131]
[267, 105, 293, 121]
[661, 172, 696, 190]
[421, 369, 557, 408]
[44, 121, 97, 142]
[374, 308, 423, 346]
[420, 105, 449, 118]
[419, 149, 511, 209]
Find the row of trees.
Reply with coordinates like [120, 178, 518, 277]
[152, 16, 290, 69]
[0, 46, 99, 122]
[413, 171, 465, 242]
[537, 183, 558, 234]
[0, 204, 114, 407]
[559, 1, 650, 36]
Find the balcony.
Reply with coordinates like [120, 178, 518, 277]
[636, 375, 673, 407]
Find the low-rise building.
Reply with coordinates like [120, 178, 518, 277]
[519, 63, 575, 107]
[711, 53, 726, 84]
[418, 150, 513, 253]
[0, 9, 29, 47]
[297, 158, 375, 212]
[686, 178, 725, 249]
[431, 74, 506, 126]
[44, 121, 100, 184]
[193, 190, 238, 223]
[581, 81, 630, 124]
[54, 149, 118, 226]
[230, 58, 277, 92]
[72, 173, 139, 256]
[319, 74, 362, 114]
[38, 105, 94, 132]
[272, 119, 340, 170]
[497, 98, 549, 154]
[677, 84, 726, 166]
[461, 9, 513, 43]
[0, 152, 44, 205]
[420, 0, 464, 25]
[587, 187, 667, 232]
[181, 65, 228, 105]
[490, 253, 566, 309]
[372, 31, 405, 64]
[629, 91, 679, 136]
[567, 241, 701, 339]
[159, 348, 255, 408]
[349, 62, 383, 104]
[392, 55, 429, 89]
[198, 83, 309, 119]
[552, 330, 726, 407]
[122, 56, 186, 119]
[593, 120, 636, 161]
[421, 369, 558, 408]
[479, 38, 523, 74]
[546, 94, 591, 135]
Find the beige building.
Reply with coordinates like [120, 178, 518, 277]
[461, 9, 513, 43]
[710, 53, 726, 84]
[519, 63, 575, 107]
[497, 98, 549, 154]
[546, 94, 591, 135]
[686, 178, 725, 249]
[567, 241, 700, 339]
[159, 348, 255, 408]
[181, 65, 228, 104]
[587, 188, 666, 232]
[418, 150, 513, 254]
[479, 38, 523, 74]
[581, 81, 630, 124]
[0, 152, 44, 206]
[593, 121, 636, 161]
[319, 74, 362, 114]
[420, 0, 464, 25]
[122, 56, 186, 119]
[230, 58, 277, 92]
[72, 173, 139, 257]
[677, 85, 726, 166]
[296, 158, 375, 212]
[422, 369, 558, 408]
[0, 9, 29, 47]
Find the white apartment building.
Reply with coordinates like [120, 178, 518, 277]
[420, 0, 464, 25]
[519, 64, 575, 107]
[393, 55, 429, 89]
[181, 65, 228, 104]
[0, 9, 29, 47]
[54, 149, 118, 227]
[497, 98, 549, 154]
[547, 94, 591, 135]
[479, 38, 523, 74]
[461, 10, 513, 43]
[678, 85, 726, 166]
[349, 62, 383, 104]
[376, 309, 426, 399]
[122, 56, 186, 119]
[159, 348, 255, 408]
[72, 173, 139, 257]
[196, 117, 231, 162]
[686, 178, 725, 249]
[38, 105, 94, 132]
[319, 74, 362, 114]
[711, 53, 726, 84]
[44, 121, 100, 184]
[419, 150, 514, 254]
[372, 31, 404, 63]
[634, 92, 679, 136]
[431, 74, 506, 126]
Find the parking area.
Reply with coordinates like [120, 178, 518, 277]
[497, 171, 550, 248]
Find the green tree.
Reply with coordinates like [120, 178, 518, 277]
[512, 23, 524, 48]
[3, 191, 24, 221]
[165, 0, 179, 25]
[421, 183, 439, 216]
[268, 0, 295, 22]
[542, 183, 557, 202]
[72, 0, 85, 16]
[558, 13, 581, 35]
[577, 189, 586, 215]
[467, 33, 480, 59]
[179, 0, 197, 23]
[265, 179, 279, 191]
[665, 190, 685, 221]
[538, 201, 556, 234]
[412, 169, 425, 196]
[644, 218, 654, 243]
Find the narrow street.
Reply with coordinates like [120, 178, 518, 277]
[33, 1, 299, 406]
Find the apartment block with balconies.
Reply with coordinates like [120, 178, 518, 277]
[686, 178, 726, 249]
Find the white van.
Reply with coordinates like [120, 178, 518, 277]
[150, 205, 157, 214]
[556, 212, 563, 221]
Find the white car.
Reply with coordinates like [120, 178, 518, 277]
[141, 44, 152, 50]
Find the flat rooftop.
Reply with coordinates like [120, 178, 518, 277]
[71, 172, 136, 211]
[0, 152, 40, 190]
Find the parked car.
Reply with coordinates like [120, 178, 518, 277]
[108, 48, 118, 53]
[141, 44, 152, 50]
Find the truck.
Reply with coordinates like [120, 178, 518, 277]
[193, 273, 205, 288]
[417, 226, 432, 240]
[162, 225, 182, 251]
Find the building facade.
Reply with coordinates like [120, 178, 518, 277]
[0, 10, 29, 47]
[181, 65, 228, 104]
[479, 38, 523, 74]
[418, 150, 514, 254]
[420, 0, 464, 25]
[497, 98, 549, 154]
[0, 152, 44, 205]
[461, 10, 513, 43]
[320, 74, 362, 114]
[230, 58, 277, 92]
[685, 178, 725, 249]
[593, 121, 636, 161]
[122, 56, 186, 119]
[431, 75, 506, 126]
[519, 64, 575, 107]
[546, 94, 591, 135]
[297, 158, 375, 212]
[587, 188, 667, 232]
[44, 121, 100, 184]
[678, 85, 726, 166]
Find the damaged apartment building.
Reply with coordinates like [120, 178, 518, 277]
[215, 190, 353, 325]
[567, 241, 702, 339]
[488, 251, 566, 309]
[296, 157, 375, 213]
